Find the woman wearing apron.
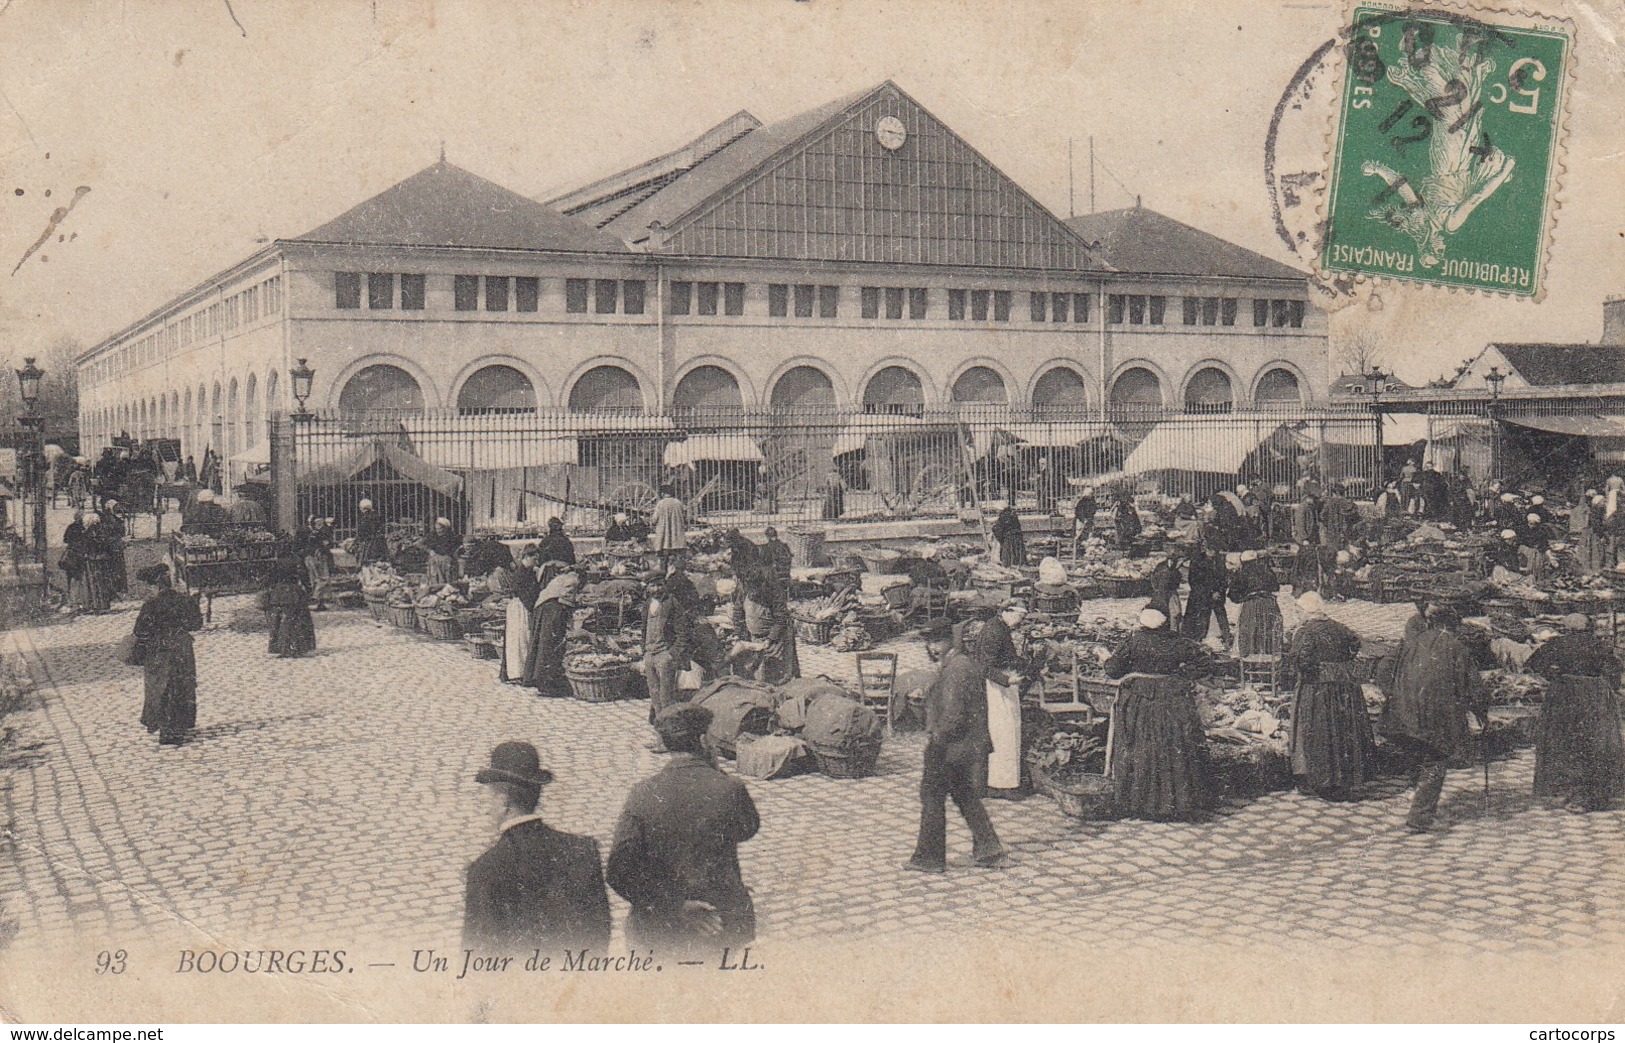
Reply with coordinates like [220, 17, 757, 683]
[973, 601, 1029, 798]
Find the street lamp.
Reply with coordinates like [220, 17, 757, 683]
[13, 357, 47, 561]
[1484, 365, 1506, 482]
[1361, 365, 1390, 493]
[290, 358, 315, 419]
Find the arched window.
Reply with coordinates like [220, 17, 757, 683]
[226, 379, 240, 455]
[245, 374, 259, 446]
[770, 366, 836, 411]
[1110, 367, 1163, 409]
[458, 365, 537, 414]
[1032, 367, 1089, 415]
[951, 366, 1008, 405]
[862, 365, 924, 414]
[1184, 367, 1234, 413]
[1255, 367, 1302, 404]
[266, 370, 279, 416]
[170, 391, 180, 436]
[338, 364, 425, 414]
[672, 365, 744, 414]
[567, 365, 643, 413]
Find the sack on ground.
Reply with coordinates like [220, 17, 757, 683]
[735, 734, 811, 780]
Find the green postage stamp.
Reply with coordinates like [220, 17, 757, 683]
[1321, 3, 1572, 298]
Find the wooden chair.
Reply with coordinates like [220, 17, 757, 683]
[919, 579, 950, 623]
[1240, 654, 1282, 695]
[855, 651, 899, 733]
[1037, 647, 1094, 716]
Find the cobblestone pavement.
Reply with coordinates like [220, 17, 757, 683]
[1, 593, 1622, 964]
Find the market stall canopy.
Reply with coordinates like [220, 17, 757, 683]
[1121, 417, 1310, 477]
[298, 440, 462, 497]
[412, 434, 577, 470]
[1499, 414, 1625, 438]
[831, 413, 952, 457]
[400, 412, 677, 471]
[1318, 413, 1432, 446]
[663, 432, 764, 466]
[970, 420, 1117, 460]
[228, 441, 271, 467]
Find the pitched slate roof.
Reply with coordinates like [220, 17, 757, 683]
[1490, 343, 1625, 387]
[1063, 206, 1304, 281]
[292, 160, 627, 253]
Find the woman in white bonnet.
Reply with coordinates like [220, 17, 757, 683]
[1284, 591, 1374, 800]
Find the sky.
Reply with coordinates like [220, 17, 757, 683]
[0, 0, 1620, 388]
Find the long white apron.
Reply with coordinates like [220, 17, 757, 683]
[504, 599, 532, 682]
[985, 678, 1022, 790]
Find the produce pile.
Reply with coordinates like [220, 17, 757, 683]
[1484, 668, 1546, 707]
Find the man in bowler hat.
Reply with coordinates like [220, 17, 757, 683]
[464, 742, 611, 955]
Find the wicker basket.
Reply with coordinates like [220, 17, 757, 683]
[1101, 577, 1152, 599]
[421, 612, 462, 641]
[454, 606, 497, 631]
[386, 603, 418, 630]
[464, 634, 500, 660]
[1033, 590, 1077, 615]
[363, 595, 389, 622]
[564, 660, 630, 703]
[794, 615, 837, 645]
[811, 739, 882, 779]
[1030, 760, 1116, 819]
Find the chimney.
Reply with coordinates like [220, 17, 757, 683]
[1603, 298, 1625, 346]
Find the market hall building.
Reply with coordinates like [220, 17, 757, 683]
[76, 80, 1328, 478]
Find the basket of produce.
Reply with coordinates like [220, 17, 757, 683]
[858, 548, 905, 575]
[1026, 729, 1113, 818]
[1101, 576, 1152, 599]
[810, 738, 882, 779]
[787, 526, 828, 568]
[464, 634, 500, 660]
[794, 615, 838, 645]
[481, 621, 506, 646]
[1032, 589, 1078, 615]
[363, 594, 390, 622]
[420, 611, 462, 641]
[386, 602, 419, 630]
[563, 652, 634, 703]
[454, 605, 498, 631]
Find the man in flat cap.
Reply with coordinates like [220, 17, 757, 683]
[607, 704, 760, 955]
[464, 742, 611, 955]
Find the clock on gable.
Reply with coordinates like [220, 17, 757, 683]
[875, 115, 907, 151]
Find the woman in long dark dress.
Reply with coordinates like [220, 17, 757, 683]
[354, 499, 388, 565]
[265, 555, 317, 658]
[523, 572, 580, 697]
[1284, 591, 1374, 799]
[80, 513, 115, 613]
[991, 504, 1026, 567]
[1229, 550, 1284, 657]
[131, 567, 204, 747]
[1526, 613, 1625, 812]
[1102, 608, 1214, 820]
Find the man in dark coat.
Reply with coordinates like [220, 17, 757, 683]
[181, 489, 230, 536]
[535, 516, 576, 567]
[1181, 540, 1232, 647]
[1382, 602, 1489, 832]
[1525, 614, 1625, 811]
[1112, 490, 1142, 551]
[464, 742, 611, 956]
[906, 625, 1005, 873]
[760, 526, 793, 591]
[608, 704, 760, 956]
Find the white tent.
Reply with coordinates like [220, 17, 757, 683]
[830, 413, 936, 457]
[664, 433, 764, 466]
[1121, 417, 1308, 476]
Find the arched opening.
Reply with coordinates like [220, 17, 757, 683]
[1110, 367, 1163, 410]
[770, 366, 836, 411]
[1032, 366, 1090, 416]
[951, 366, 1008, 406]
[458, 365, 538, 414]
[170, 391, 181, 437]
[266, 371, 279, 416]
[338, 364, 425, 414]
[672, 365, 744, 414]
[567, 365, 643, 413]
[226, 379, 240, 456]
[862, 365, 925, 415]
[1255, 367, 1303, 405]
[1183, 367, 1234, 413]
[245, 373, 259, 446]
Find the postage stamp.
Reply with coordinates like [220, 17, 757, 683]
[1320, 3, 1573, 298]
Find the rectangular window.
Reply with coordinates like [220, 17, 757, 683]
[1288, 299, 1306, 328]
[1271, 299, 1290, 327]
[622, 280, 645, 315]
[335, 272, 362, 309]
[594, 279, 618, 314]
[455, 275, 481, 311]
[794, 284, 815, 318]
[768, 284, 789, 317]
[970, 289, 990, 321]
[1030, 292, 1048, 322]
[724, 282, 744, 316]
[993, 290, 1011, 322]
[669, 281, 692, 315]
[1050, 292, 1068, 323]
[697, 282, 719, 316]
[1127, 295, 1146, 324]
[368, 273, 394, 310]
[1182, 297, 1199, 325]
[565, 278, 590, 313]
[861, 286, 880, 319]
[948, 289, 966, 320]
[908, 287, 928, 320]
[1073, 292, 1091, 323]
[513, 276, 537, 313]
[1148, 296, 1165, 324]
[818, 284, 839, 318]
[1201, 297, 1220, 325]
[1108, 293, 1125, 324]
[884, 287, 904, 320]
[1221, 297, 1237, 326]
[485, 276, 510, 312]
[1253, 299, 1269, 326]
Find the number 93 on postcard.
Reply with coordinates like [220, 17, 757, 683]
[1321, 1, 1573, 299]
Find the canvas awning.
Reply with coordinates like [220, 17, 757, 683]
[1121, 418, 1301, 477]
[298, 440, 463, 497]
[1500, 414, 1625, 438]
[411, 435, 577, 470]
[831, 413, 938, 457]
[1319, 414, 1433, 446]
[970, 420, 1117, 459]
[664, 433, 764, 466]
[228, 441, 271, 466]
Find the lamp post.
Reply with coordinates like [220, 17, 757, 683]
[1362, 365, 1390, 493]
[1484, 365, 1506, 483]
[290, 358, 314, 420]
[14, 357, 47, 562]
